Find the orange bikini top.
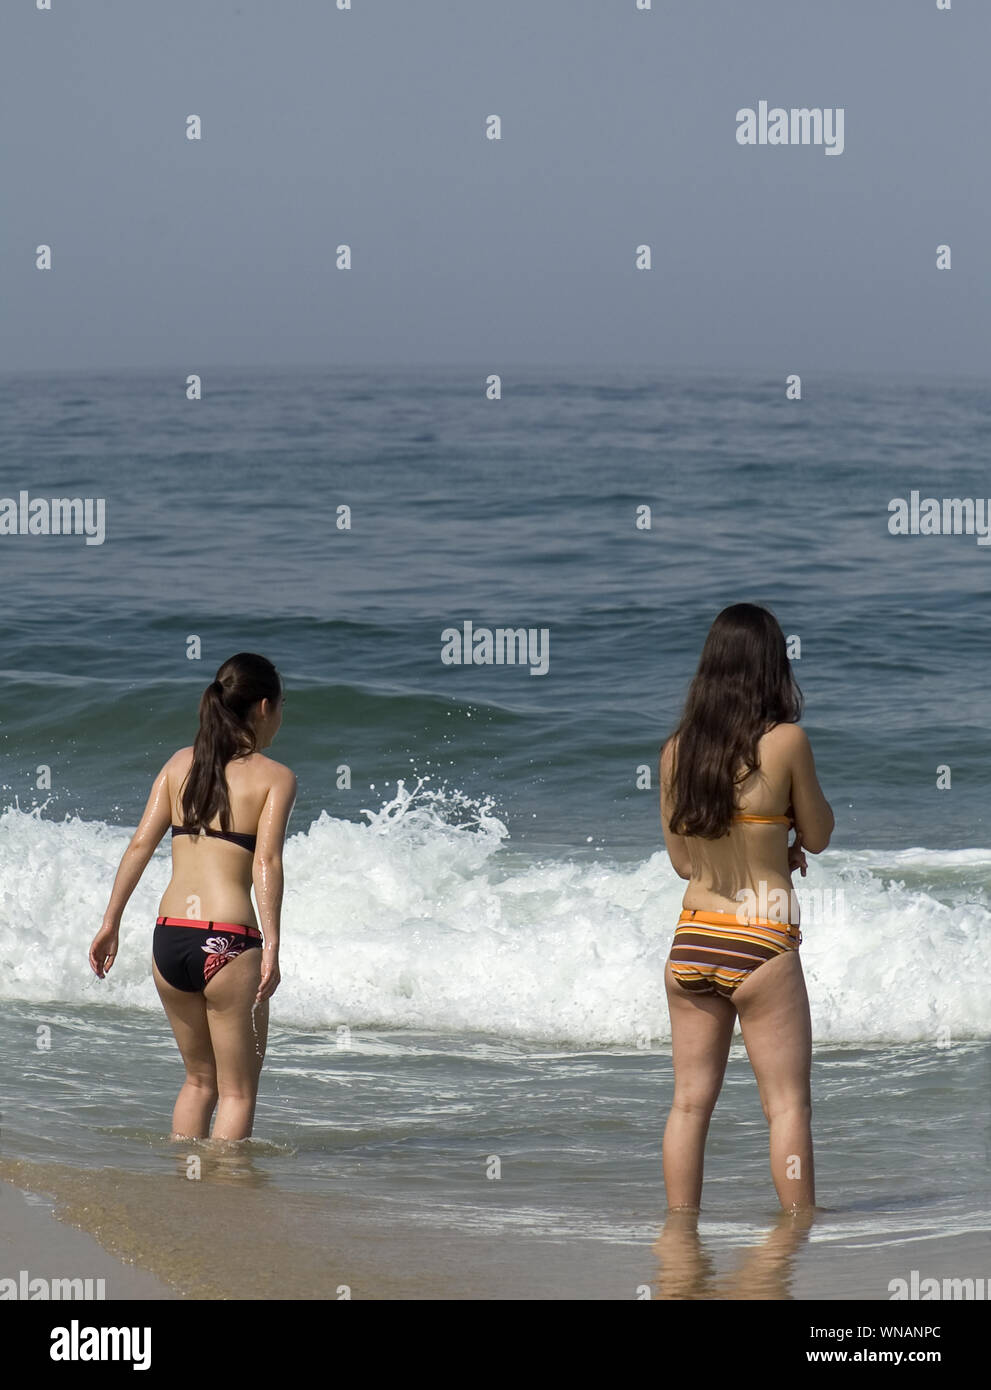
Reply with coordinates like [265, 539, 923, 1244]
[732, 813, 793, 826]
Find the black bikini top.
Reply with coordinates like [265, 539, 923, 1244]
[171, 824, 257, 853]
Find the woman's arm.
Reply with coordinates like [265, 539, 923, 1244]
[659, 737, 693, 879]
[251, 765, 297, 1003]
[88, 757, 174, 978]
[783, 724, 834, 853]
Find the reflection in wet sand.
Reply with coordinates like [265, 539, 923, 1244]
[161, 1136, 277, 1188]
[652, 1205, 818, 1299]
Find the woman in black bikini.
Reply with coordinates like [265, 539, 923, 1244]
[659, 605, 834, 1211]
[88, 653, 297, 1142]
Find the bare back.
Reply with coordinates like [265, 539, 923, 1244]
[662, 722, 833, 922]
[159, 747, 286, 927]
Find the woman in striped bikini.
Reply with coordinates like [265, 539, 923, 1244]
[659, 604, 834, 1213]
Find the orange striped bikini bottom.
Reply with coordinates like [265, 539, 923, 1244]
[668, 907, 803, 999]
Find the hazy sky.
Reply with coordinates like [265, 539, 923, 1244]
[2, 0, 987, 375]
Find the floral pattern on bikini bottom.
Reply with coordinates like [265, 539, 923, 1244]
[201, 934, 249, 983]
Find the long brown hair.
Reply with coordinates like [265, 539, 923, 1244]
[179, 653, 282, 832]
[666, 604, 803, 838]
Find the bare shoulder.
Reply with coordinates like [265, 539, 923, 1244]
[165, 746, 195, 774]
[764, 722, 810, 752]
[660, 734, 678, 771]
[760, 722, 814, 774]
[253, 753, 297, 791]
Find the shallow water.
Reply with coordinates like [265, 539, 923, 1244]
[2, 367, 990, 1297]
[1, 1000, 986, 1259]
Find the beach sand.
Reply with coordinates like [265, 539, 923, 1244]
[1, 1177, 178, 1300]
[1, 1157, 987, 1301]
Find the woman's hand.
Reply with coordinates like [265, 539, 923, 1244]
[788, 830, 808, 878]
[89, 921, 120, 978]
[256, 945, 281, 1003]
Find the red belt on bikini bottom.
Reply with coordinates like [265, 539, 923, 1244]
[156, 915, 262, 939]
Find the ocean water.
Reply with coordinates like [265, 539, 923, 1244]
[1, 366, 989, 1290]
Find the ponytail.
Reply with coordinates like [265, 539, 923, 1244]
[179, 653, 282, 832]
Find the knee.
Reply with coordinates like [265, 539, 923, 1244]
[671, 1091, 717, 1121]
[184, 1069, 218, 1096]
[216, 1080, 256, 1103]
[761, 1094, 812, 1125]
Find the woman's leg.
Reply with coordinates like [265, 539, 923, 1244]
[662, 961, 737, 1209]
[732, 948, 815, 1211]
[203, 948, 269, 1141]
[152, 959, 219, 1138]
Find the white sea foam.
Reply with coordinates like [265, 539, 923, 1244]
[0, 786, 987, 1045]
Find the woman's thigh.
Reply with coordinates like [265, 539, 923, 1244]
[152, 958, 216, 1082]
[732, 949, 812, 1113]
[203, 949, 268, 1091]
[664, 960, 737, 1108]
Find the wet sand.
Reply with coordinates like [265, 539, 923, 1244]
[1, 1178, 178, 1300]
[1, 1158, 987, 1301]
